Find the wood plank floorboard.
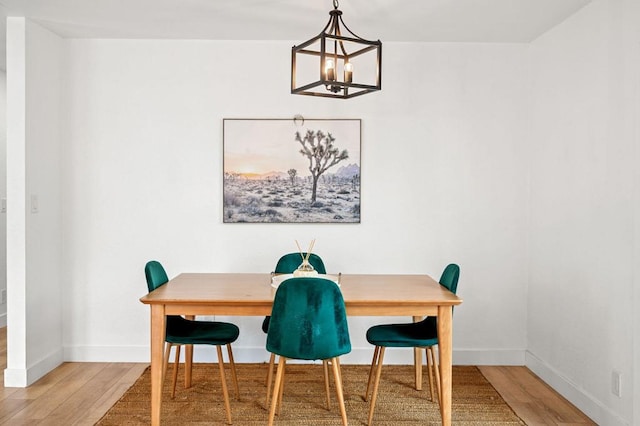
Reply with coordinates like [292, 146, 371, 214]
[478, 365, 596, 426]
[0, 328, 595, 425]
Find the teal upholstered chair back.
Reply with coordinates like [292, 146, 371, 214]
[266, 277, 350, 360]
[145, 261, 183, 324]
[275, 253, 327, 274]
[262, 253, 327, 334]
[145, 260, 169, 292]
[439, 263, 460, 295]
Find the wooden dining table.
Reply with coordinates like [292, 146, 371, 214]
[140, 272, 462, 425]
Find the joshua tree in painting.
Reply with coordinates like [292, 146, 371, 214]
[288, 168, 297, 186]
[295, 130, 349, 203]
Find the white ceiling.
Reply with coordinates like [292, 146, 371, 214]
[0, 0, 592, 70]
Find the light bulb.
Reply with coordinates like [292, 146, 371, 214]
[344, 62, 353, 84]
[325, 59, 336, 81]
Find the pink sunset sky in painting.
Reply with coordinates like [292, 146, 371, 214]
[224, 119, 360, 177]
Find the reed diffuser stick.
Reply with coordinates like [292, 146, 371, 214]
[295, 240, 305, 261]
[305, 239, 316, 262]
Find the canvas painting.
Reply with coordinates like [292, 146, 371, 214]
[223, 118, 361, 223]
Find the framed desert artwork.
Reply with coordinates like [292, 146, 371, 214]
[223, 118, 361, 223]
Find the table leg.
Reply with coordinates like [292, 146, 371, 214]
[413, 316, 422, 390]
[185, 345, 193, 388]
[184, 315, 195, 388]
[437, 305, 453, 426]
[151, 304, 166, 426]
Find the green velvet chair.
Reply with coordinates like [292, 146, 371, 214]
[364, 263, 460, 426]
[266, 277, 351, 426]
[144, 260, 240, 425]
[262, 252, 327, 333]
[263, 253, 327, 406]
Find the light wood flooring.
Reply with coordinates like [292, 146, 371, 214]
[0, 328, 595, 425]
[478, 366, 596, 426]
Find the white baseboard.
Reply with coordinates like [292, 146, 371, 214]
[526, 351, 626, 426]
[4, 347, 63, 387]
[452, 349, 525, 366]
[64, 345, 152, 363]
[341, 348, 526, 365]
[63, 344, 526, 366]
[64, 345, 295, 364]
[0, 313, 6, 328]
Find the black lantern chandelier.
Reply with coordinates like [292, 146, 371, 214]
[291, 0, 382, 99]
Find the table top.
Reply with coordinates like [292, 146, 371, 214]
[140, 273, 462, 316]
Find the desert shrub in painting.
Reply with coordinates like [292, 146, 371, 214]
[223, 171, 360, 223]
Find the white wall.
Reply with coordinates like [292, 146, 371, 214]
[527, 1, 640, 425]
[59, 39, 529, 365]
[0, 69, 6, 327]
[5, 18, 64, 386]
[5, 17, 27, 387]
[25, 19, 64, 382]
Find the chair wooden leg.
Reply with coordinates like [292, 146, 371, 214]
[426, 347, 435, 402]
[277, 360, 286, 415]
[163, 342, 172, 383]
[413, 316, 423, 391]
[335, 357, 345, 409]
[367, 346, 385, 426]
[335, 357, 343, 388]
[331, 357, 348, 426]
[216, 345, 233, 425]
[414, 347, 422, 391]
[431, 346, 442, 409]
[323, 359, 331, 410]
[268, 357, 286, 426]
[226, 343, 239, 400]
[171, 345, 181, 398]
[265, 353, 276, 407]
[365, 346, 380, 402]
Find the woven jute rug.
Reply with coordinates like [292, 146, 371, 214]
[96, 363, 524, 425]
